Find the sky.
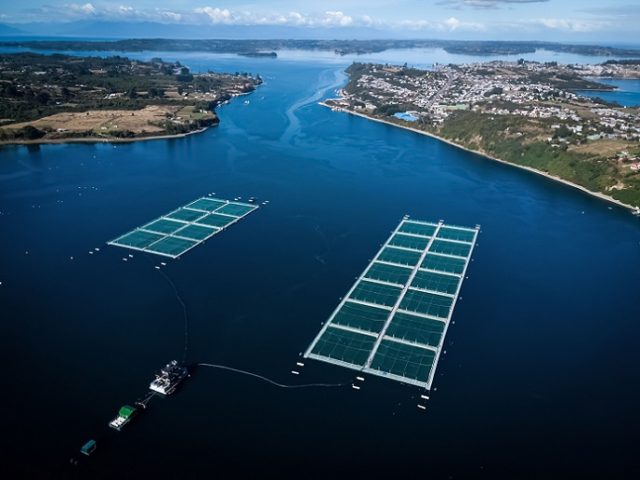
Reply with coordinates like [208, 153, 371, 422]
[1, 0, 639, 42]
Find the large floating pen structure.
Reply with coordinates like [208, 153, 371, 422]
[304, 217, 479, 390]
[108, 197, 258, 259]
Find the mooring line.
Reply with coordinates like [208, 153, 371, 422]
[158, 269, 189, 364]
[144, 254, 190, 364]
[197, 363, 347, 389]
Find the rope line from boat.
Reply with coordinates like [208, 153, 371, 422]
[197, 363, 348, 389]
[145, 254, 190, 364]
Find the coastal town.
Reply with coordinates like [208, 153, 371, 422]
[325, 60, 640, 209]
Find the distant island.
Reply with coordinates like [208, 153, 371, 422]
[238, 51, 277, 58]
[323, 61, 640, 210]
[1, 39, 640, 58]
[0, 53, 261, 144]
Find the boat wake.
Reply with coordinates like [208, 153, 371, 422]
[280, 67, 346, 144]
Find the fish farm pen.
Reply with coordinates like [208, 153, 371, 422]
[304, 217, 479, 390]
[107, 196, 259, 258]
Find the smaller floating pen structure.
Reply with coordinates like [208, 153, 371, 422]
[108, 197, 258, 258]
[304, 217, 479, 390]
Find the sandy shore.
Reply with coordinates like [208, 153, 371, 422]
[0, 127, 211, 146]
[319, 101, 640, 214]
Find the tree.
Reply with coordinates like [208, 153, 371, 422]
[36, 91, 50, 105]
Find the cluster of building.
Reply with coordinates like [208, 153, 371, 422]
[334, 61, 640, 145]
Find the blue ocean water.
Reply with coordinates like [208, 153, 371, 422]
[578, 78, 640, 107]
[1, 51, 640, 478]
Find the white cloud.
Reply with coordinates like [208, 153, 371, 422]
[439, 0, 548, 8]
[160, 11, 182, 22]
[445, 16, 485, 31]
[194, 7, 234, 24]
[5, 3, 625, 38]
[400, 16, 485, 32]
[537, 17, 609, 32]
[66, 3, 96, 15]
[321, 11, 353, 27]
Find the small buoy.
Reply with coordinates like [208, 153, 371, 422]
[417, 404, 426, 410]
[70, 256, 74, 261]
[161, 262, 167, 266]
[420, 394, 429, 400]
[352, 385, 360, 390]
[155, 266, 160, 270]
[123, 258, 128, 262]
[128, 254, 133, 258]
[356, 376, 365, 382]
[95, 247, 100, 251]
[291, 370, 299, 375]
[89, 251, 93, 255]
[25, 251, 29, 255]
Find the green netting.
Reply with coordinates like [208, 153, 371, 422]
[112, 229, 164, 248]
[429, 239, 472, 258]
[364, 262, 412, 286]
[195, 213, 237, 228]
[385, 312, 445, 347]
[310, 327, 376, 366]
[398, 221, 437, 237]
[142, 218, 186, 235]
[377, 246, 421, 267]
[421, 254, 466, 275]
[436, 226, 475, 243]
[332, 301, 391, 333]
[411, 270, 460, 295]
[369, 339, 435, 382]
[109, 197, 258, 258]
[144, 236, 197, 256]
[186, 198, 226, 212]
[388, 233, 430, 251]
[165, 208, 207, 222]
[216, 203, 255, 217]
[350, 280, 402, 307]
[175, 224, 217, 241]
[304, 217, 478, 388]
[400, 290, 453, 319]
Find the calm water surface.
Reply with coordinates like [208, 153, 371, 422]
[579, 78, 640, 107]
[1, 51, 640, 479]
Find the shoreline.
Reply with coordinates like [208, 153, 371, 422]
[0, 86, 260, 148]
[319, 101, 639, 214]
[0, 126, 212, 147]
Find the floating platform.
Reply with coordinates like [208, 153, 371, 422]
[303, 218, 479, 390]
[107, 197, 258, 258]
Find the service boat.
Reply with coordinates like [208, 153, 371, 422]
[109, 405, 137, 431]
[149, 360, 189, 395]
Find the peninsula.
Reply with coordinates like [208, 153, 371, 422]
[0, 53, 261, 144]
[323, 61, 640, 210]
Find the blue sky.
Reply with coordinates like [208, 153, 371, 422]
[1, 0, 639, 42]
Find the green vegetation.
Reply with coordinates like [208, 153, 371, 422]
[337, 62, 640, 208]
[432, 110, 636, 204]
[0, 52, 261, 143]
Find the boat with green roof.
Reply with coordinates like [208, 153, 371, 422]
[108, 405, 137, 431]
